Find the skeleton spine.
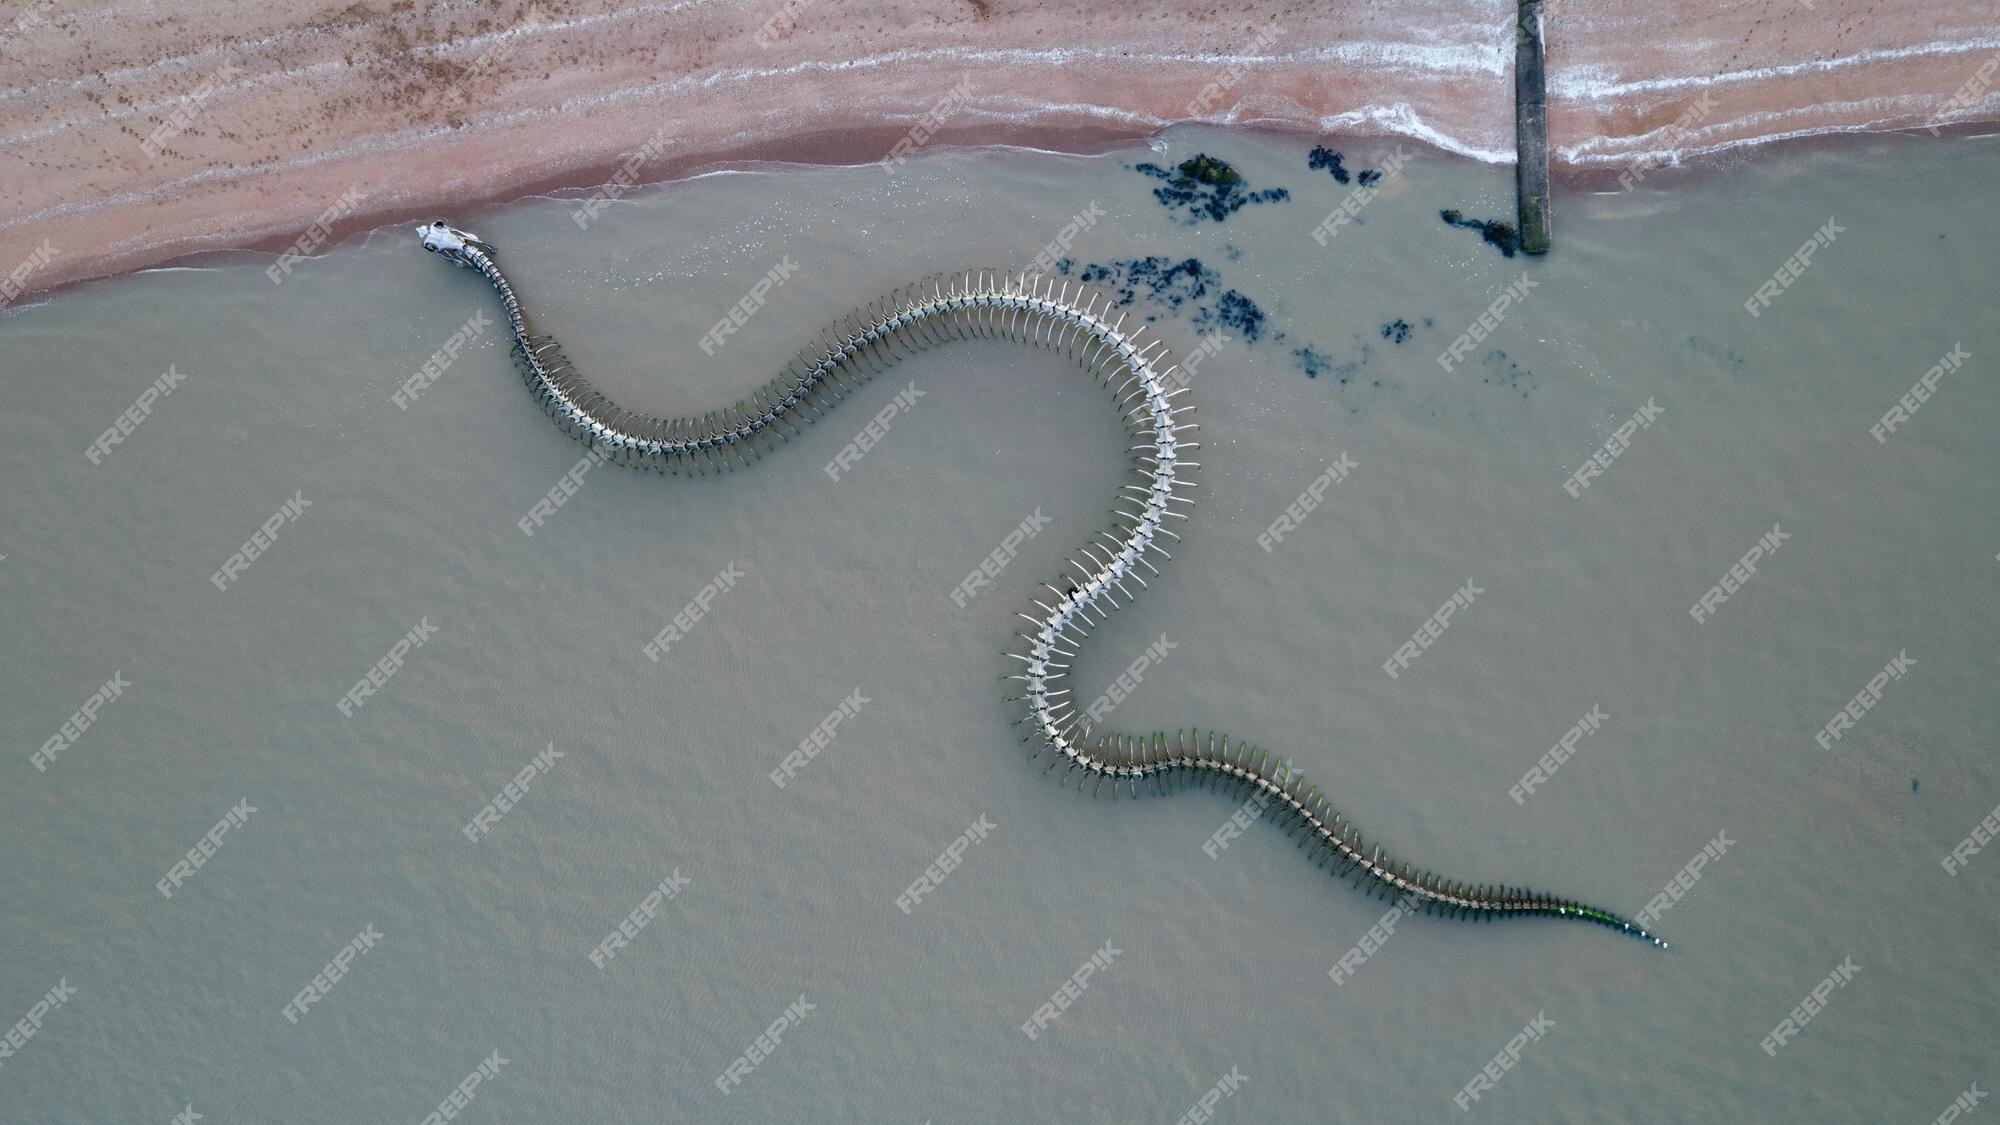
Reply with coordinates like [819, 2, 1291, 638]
[436, 235, 1665, 949]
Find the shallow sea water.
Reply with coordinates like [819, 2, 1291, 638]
[2, 126, 1997, 1123]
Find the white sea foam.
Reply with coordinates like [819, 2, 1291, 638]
[1312, 102, 1515, 165]
[1550, 35, 2000, 102]
[5, 11, 1996, 247]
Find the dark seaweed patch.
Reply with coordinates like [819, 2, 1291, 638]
[1677, 333, 1747, 375]
[1308, 146, 1350, 185]
[1440, 209, 1520, 258]
[1310, 146, 1386, 189]
[1133, 154, 1290, 224]
[1074, 256, 1216, 321]
[1294, 344, 1366, 383]
[1193, 289, 1268, 343]
[1479, 349, 1535, 395]
[1057, 255, 1324, 367]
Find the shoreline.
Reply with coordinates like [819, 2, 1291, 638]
[3, 0, 1998, 304]
[19, 117, 2000, 310]
[7, 117, 1993, 312]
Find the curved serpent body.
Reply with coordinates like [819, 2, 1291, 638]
[414, 219, 1665, 948]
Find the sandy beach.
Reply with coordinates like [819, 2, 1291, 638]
[2, 0, 1996, 299]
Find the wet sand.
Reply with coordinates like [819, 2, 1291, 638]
[2, 0, 1997, 299]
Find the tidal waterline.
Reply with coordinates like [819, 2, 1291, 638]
[2, 127, 1996, 1122]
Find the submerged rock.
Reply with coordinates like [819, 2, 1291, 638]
[1177, 154, 1241, 185]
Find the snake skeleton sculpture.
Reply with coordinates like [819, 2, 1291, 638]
[414, 218, 1666, 949]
